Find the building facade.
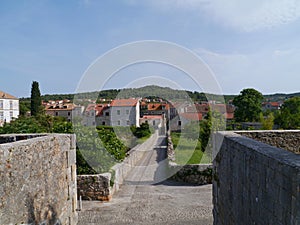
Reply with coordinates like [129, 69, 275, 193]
[44, 100, 84, 122]
[0, 91, 19, 126]
[110, 99, 140, 127]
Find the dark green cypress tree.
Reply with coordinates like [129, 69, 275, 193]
[30, 81, 42, 116]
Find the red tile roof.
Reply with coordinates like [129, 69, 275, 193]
[147, 103, 170, 111]
[225, 112, 234, 120]
[0, 91, 18, 100]
[262, 102, 281, 107]
[85, 104, 110, 116]
[180, 112, 203, 121]
[111, 99, 138, 107]
[141, 115, 163, 120]
[45, 103, 77, 111]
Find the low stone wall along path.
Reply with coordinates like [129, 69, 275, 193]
[78, 131, 213, 225]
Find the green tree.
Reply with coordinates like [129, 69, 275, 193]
[19, 101, 30, 116]
[233, 88, 263, 122]
[30, 81, 42, 116]
[0, 116, 47, 134]
[275, 97, 300, 129]
[130, 122, 151, 138]
[259, 112, 274, 130]
[200, 111, 212, 152]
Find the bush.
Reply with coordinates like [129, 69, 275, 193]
[131, 122, 151, 138]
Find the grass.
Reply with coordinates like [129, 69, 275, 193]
[136, 135, 151, 144]
[171, 132, 211, 165]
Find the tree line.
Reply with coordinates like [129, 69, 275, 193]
[232, 88, 300, 129]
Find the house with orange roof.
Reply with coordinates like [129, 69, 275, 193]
[262, 102, 282, 111]
[140, 115, 164, 128]
[141, 101, 171, 122]
[110, 98, 140, 127]
[44, 100, 84, 122]
[0, 90, 19, 126]
[83, 103, 110, 126]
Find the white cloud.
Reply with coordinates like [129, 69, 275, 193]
[128, 0, 300, 32]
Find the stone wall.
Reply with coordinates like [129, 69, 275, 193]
[213, 131, 300, 225]
[77, 174, 111, 201]
[167, 132, 213, 185]
[111, 131, 158, 193]
[168, 162, 213, 185]
[0, 134, 78, 225]
[237, 130, 300, 154]
[76, 131, 159, 201]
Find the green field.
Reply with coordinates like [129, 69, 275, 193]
[171, 132, 211, 165]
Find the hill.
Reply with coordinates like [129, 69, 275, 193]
[19, 85, 300, 104]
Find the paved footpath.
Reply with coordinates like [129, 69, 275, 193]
[78, 132, 213, 225]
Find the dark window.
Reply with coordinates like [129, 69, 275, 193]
[178, 121, 181, 126]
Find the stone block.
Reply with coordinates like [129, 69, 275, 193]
[213, 131, 300, 225]
[0, 134, 77, 225]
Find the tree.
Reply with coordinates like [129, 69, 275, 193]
[233, 88, 263, 122]
[275, 97, 300, 129]
[30, 81, 42, 116]
[130, 122, 151, 138]
[259, 112, 274, 130]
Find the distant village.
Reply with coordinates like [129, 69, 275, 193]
[0, 89, 284, 130]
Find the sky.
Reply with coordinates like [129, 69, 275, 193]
[1, 0, 300, 98]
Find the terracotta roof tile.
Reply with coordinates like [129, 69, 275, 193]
[0, 91, 18, 99]
[111, 99, 138, 107]
[180, 112, 203, 121]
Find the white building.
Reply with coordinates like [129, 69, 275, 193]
[110, 99, 140, 127]
[44, 101, 84, 122]
[83, 104, 111, 127]
[0, 91, 19, 126]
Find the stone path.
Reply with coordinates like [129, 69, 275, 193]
[78, 133, 213, 225]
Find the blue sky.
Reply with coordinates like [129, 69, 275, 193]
[1, 0, 300, 97]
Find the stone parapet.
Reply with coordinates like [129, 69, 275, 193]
[0, 134, 78, 225]
[213, 131, 300, 225]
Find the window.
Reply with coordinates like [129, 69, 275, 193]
[126, 120, 130, 125]
[178, 121, 181, 126]
[105, 112, 109, 116]
[91, 112, 94, 117]
[0, 111, 3, 120]
[10, 111, 13, 119]
[117, 110, 121, 115]
[9, 101, 13, 109]
[117, 120, 121, 126]
[102, 121, 105, 125]
[68, 112, 71, 116]
[55, 112, 59, 116]
[0, 100, 3, 109]
[126, 109, 129, 115]
[153, 120, 156, 126]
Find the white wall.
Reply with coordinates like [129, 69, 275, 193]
[0, 99, 19, 126]
[110, 105, 139, 127]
